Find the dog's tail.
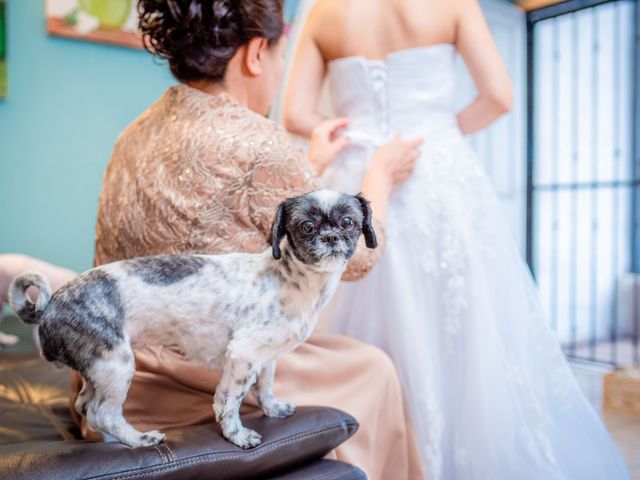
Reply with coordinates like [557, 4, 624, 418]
[8, 272, 52, 325]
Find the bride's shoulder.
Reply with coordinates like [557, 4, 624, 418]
[305, 0, 349, 34]
[305, 0, 352, 59]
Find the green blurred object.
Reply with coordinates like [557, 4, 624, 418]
[0, 0, 6, 99]
[78, 0, 131, 29]
[64, 8, 79, 27]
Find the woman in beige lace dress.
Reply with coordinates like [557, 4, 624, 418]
[69, 1, 425, 478]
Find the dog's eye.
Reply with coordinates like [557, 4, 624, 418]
[300, 221, 315, 234]
[341, 217, 354, 229]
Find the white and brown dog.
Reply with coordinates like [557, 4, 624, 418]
[9, 190, 377, 449]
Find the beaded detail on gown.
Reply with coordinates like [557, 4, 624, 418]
[322, 44, 629, 480]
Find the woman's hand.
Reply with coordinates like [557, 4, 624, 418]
[369, 134, 423, 191]
[307, 118, 351, 174]
[359, 134, 423, 222]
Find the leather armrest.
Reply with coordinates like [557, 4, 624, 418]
[0, 354, 360, 480]
[265, 459, 367, 480]
[0, 407, 359, 480]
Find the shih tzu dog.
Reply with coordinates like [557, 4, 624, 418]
[9, 190, 377, 449]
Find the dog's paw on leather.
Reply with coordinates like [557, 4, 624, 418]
[263, 400, 296, 419]
[228, 427, 262, 449]
[132, 430, 166, 447]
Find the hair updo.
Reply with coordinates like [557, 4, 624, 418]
[138, 0, 284, 83]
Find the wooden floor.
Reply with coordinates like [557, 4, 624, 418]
[572, 363, 640, 478]
[604, 410, 640, 479]
[568, 338, 640, 478]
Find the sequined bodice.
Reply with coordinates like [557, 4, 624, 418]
[327, 44, 458, 144]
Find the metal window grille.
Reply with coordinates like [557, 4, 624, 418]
[526, 0, 640, 366]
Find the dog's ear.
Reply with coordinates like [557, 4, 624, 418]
[268, 200, 289, 259]
[356, 193, 377, 249]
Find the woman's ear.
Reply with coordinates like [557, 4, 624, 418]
[244, 37, 269, 76]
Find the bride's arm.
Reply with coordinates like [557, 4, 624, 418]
[283, 8, 327, 138]
[455, 0, 513, 135]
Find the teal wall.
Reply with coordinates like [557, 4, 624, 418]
[285, 0, 300, 22]
[0, 0, 174, 272]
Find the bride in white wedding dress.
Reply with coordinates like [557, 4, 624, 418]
[281, 0, 629, 478]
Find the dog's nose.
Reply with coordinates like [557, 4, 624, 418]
[322, 234, 339, 246]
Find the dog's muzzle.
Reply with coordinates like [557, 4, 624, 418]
[317, 238, 349, 259]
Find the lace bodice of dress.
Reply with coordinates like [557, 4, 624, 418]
[94, 84, 382, 280]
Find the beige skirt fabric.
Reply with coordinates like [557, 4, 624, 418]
[71, 333, 425, 480]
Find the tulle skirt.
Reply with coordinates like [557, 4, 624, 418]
[322, 128, 629, 479]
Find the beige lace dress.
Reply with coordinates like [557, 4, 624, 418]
[72, 84, 424, 480]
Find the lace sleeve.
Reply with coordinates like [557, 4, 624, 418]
[341, 218, 386, 281]
[247, 127, 321, 235]
[247, 126, 385, 281]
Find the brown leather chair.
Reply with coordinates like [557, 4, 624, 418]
[0, 352, 366, 479]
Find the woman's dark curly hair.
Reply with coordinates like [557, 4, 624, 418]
[138, 0, 284, 83]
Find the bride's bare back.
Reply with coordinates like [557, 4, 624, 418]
[284, 0, 513, 137]
[311, 0, 458, 61]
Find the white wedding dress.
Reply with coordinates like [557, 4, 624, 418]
[319, 44, 629, 479]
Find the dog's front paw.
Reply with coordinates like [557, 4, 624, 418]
[129, 430, 166, 447]
[263, 400, 295, 419]
[227, 426, 262, 449]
